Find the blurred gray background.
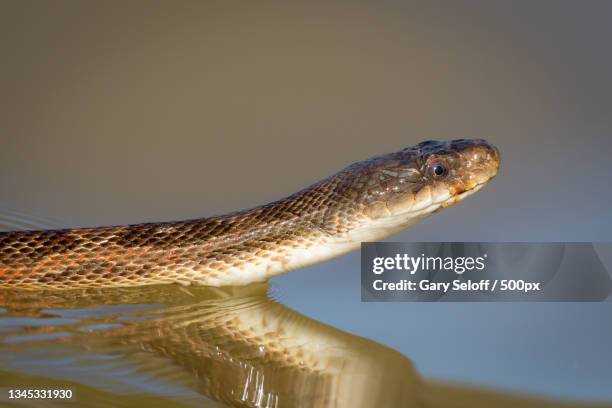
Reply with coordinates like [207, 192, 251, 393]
[1, 0, 611, 403]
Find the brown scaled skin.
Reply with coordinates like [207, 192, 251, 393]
[0, 139, 500, 289]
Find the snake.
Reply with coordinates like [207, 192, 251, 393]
[2, 142, 600, 408]
[0, 139, 499, 289]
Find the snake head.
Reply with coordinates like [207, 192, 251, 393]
[344, 139, 500, 222]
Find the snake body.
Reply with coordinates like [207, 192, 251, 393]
[0, 139, 499, 289]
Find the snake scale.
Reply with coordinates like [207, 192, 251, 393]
[0, 139, 499, 289]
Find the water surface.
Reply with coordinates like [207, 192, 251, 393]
[1, 283, 607, 407]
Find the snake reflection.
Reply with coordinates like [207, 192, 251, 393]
[0, 285, 601, 408]
[1, 284, 417, 407]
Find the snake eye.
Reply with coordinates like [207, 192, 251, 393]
[432, 164, 448, 177]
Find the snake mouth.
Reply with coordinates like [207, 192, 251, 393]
[395, 172, 496, 218]
[395, 180, 489, 219]
[438, 175, 494, 210]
